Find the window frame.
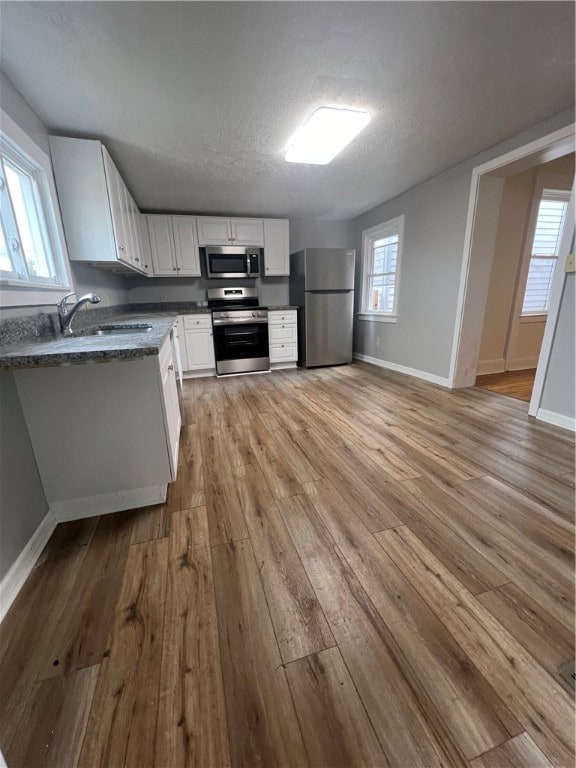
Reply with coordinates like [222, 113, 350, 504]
[520, 188, 570, 318]
[0, 108, 72, 308]
[358, 215, 404, 323]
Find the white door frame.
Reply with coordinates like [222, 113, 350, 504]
[528, 181, 575, 416]
[448, 123, 575, 389]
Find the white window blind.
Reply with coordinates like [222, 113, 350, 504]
[521, 190, 569, 315]
[361, 216, 404, 317]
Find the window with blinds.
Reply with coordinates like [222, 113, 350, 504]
[521, 190, 569, 315]
[361, 215, 404, 317]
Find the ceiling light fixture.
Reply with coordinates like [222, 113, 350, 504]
[285, 107, 370, 165]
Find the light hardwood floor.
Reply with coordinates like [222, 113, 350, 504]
[1, 362, 574, 768]
[475, 369, 536, 402]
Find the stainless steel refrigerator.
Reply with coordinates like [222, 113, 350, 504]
[289, 248, 355, 367]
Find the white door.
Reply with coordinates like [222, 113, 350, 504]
[185, 329, 215, 370]
[173, 216, 201, 276]
[148, 215, 177, 276]
[263, 219, 290, 276]
[231, 218, 264, 246]
[196, 217, 232, 246]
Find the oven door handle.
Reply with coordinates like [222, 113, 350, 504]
[213, 317, 268, 326]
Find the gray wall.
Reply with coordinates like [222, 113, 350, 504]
[128, 275, 289, 307]
[351, 108, 575, 379]
[540, 273, 575, 421]
[289, 218, 354, 253]
[0, 370, 49, 578]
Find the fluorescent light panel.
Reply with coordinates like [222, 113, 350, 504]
[285, 107, 370, 165]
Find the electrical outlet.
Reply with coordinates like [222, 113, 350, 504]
[272, 290, 279, 301]
[375, 337, 380, 347]
[160, 293, 167, 302]
[565, 253, 575, 273]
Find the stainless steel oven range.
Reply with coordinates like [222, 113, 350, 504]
[207, 287, 270, 375]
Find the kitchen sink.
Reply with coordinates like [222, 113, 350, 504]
[81, 323, 153, 336]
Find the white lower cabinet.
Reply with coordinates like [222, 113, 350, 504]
[13, 334, 181, 522]
[180, 314, 216, 375]
[269, 310, 298, 366]
[159, 335, 181, 472]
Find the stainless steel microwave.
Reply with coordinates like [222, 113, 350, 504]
[204, 246, 261, 279]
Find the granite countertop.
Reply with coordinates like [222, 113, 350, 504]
[0, 302, 297, 369]
[0, 313, 177, 369]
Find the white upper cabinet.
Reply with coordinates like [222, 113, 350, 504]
[263, 219, 290, 276]
[231, 218, 264, 246]
[196, 217, 231, 246]
[197, 216, 265, 246]
[145, 215, 201, 277]
[49, 137, 147, 276]
[147, 215, 177, 276]
[172, 216, 201, 276]
[139, 215, 151, 274]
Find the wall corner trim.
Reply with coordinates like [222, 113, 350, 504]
[0, 510, 57, 623]
[535, 408, 576, 432]
[353, 353, 450, 388]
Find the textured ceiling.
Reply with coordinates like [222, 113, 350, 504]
[0, 2, 574, 220]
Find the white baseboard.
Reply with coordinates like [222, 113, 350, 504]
[476, 358, 505, 375]
[506, 357, 539, 371]
[50, 484, 167, 522]
[536, 408, 576, 432]
[182, 368, 216, 379]
[353, 353, 450, 388]
[0, 510, 57, 623]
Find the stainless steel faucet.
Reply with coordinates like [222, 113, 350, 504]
[57, 292, 101, 336]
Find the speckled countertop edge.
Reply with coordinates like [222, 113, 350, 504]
[0, 301, 297, 369]
[0, 313, 177, 369]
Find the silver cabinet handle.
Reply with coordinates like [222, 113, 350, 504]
[168, 364, 174, 371]
[173, 266, 177, 271]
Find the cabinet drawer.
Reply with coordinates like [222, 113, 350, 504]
[269, 310, 297, 325]
[183, 314, 212, 329]
[269, 324, 297, 343]
[270, 342, 297, 362]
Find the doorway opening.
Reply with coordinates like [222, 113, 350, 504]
[449, 122, 575, 422]
[473, 157, 574, 402]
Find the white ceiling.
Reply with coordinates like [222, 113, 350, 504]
[1, 2, 574, 220]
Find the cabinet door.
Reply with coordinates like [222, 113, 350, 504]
[139, 215, 152, 274]
[129, 195, 145, 271]
[231, 218, 264, 246]
[184, 329, 215, 370]
[160, 346, 181, 478]
[263, 219, 290, 276]
[173, 216, 201, 276]
[102, 150, 129, 264]
[147, 215, 177, 276]
[196, 217, 232, 246]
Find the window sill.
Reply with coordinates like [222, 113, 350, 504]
[519, 313, 547, 324]
[356, 313, 398, 324]
[0, 280, 72, 308]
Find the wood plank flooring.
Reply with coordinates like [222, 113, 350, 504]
[475, 369, 536, 402]
[0, 362, 574, 768]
